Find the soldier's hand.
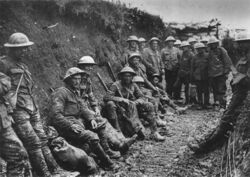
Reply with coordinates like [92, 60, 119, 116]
[94, 107, 101, 116]
[120, 98, 130, 105]
[91, 120, 98, 129]
[72, 124, 82, 134]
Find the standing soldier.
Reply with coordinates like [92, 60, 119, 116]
[207, 36, 233, 108]
[138, 37, 147, 52]
[161, 36, 181, 98]
[175, 41, 193, 104]
[142, 37, 164, 80]
[0, 72, 30, 177]
[121, 35, 139, 66]
[1, 33, 58, 177]
[104, 66, 165, 141]
[191, 43, 210, 109]
[188, 37, 197, 54]
[50, 67, 118, 170]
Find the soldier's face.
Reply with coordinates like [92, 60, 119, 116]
[130, 41, 138, 49]
[208, 43, 218, 50]
[81, 73, 89, 82]
[139, 42, 146, 49]
[181, 46, 189, 52]
[152, 77, 159, 84]
[167, 41, 174, 47]
[197, 48, 205, 54]
[70, 74, 82, 89]
[122, 73, 133, 84]
[137, 82, 144, 88]
[151, 41, 158, 51]
[9, 47, 30, 60]
[130, 57, 140, 68]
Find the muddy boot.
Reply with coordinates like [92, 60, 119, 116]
[99, 132, 121, 159]
[151, 132, 165, 142]
[29, 150, 51, 177]
[156, 117, 167, 127]
[92, 143, 119, 171]
[42, 146, 60, 174]
[119, 134, 138, 154]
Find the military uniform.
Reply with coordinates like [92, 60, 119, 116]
[0, 75, 30, 177]
[191, 52, 209, 106]
[208, 47, 232, 107]
[104, 80, 157, 137]
[121, 48, 139, 66]
[142, 47, 163, 78]
[50, 85, 116, 169]
[161, 46, 181, 97]
[175, 50, 193, 103]
[0, 58, 57, 177]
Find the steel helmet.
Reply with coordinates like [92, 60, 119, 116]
[132, 76, 144, 83]
[235, 33, 250, 42]
[200, 36, 209, 43]
[194, 42, 206, 49]
[180, 41, 190, 48]
[152, 73, 162, 82]
[78, 56, 96, 65]
[165, 36, 176, 42]
[138, 37, 146, 43]
[127, 35, 139, 43]
[207, 36, 219, 44]
[63, 67, 86, 81]
[118, 66, 136, 76]
[4, 33, 34, 48]
[149, 37, 160, 43]
[174, 40, 181, 46]
[188, 37, 196, 44]
[128, 52, 142, 61]
[0, 72, 11, 96]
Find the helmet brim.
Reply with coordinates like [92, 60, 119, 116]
[63, 71, 86, 81]
[118, 71, 136, 76]
[78, 62, 97, 65]
[165, 40, 176, 42]
[127, 39, 139, 43]
[4, 41, 34, 48]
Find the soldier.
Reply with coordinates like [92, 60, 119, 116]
[77, 56, 138, 154]
[1, 33, 58, 177]
[49, 67, 118, 170]
[128, 52, 158, 92]
[174, 41, 193, 104]
[174, 40, 182, 49]
[188, 37, 197, 54]
[161, 36, 181, 98]
[104, 66, 165, 141]
[138, 37, 147, 52]
[132, 76, 167, 127]
[121, 35, 139, 66]
[191, 43, 210, 109]
[142, 37, 164, 79]
[188, 34, 250, 154]
[207, 36, 233, 108]
[0, 72, 30, 177]
[200, 36, 209, 47]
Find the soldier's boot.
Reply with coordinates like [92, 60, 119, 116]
[136, 128, 146, 140]
[41, 146, 60, 174]
[119, 134, 138, 154]
[99, 133, 121, 159]
[91, 143, 119, 171]
[29, 150, 51, 177]
[151, 132, 166, 142]
[156, 115, 167, 127]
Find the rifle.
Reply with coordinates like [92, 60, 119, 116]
[106, 62, 116, 82]
[96, 73, 109, 92]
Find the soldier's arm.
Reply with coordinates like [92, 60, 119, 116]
[221, 47, 235, 74]
[103, 83, 123, 102]
[141, 50, 157, 74]
[50, 90, 73, 126]
[86, 84, 98, 109]
[134, 84, 145, 103]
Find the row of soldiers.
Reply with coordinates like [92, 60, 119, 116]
[122, 35, 235, 109]
[0, 32, 187, 176]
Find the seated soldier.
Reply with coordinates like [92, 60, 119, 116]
[132, 76, 167, 127]
[77, 56, 138, 154]
[104, 66, 165, 141]
[0, 72, 31, 177]
[49, 67, 118, 171]
[151, 73, 187, 114]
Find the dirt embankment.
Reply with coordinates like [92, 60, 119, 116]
[0, 0, 169, 111]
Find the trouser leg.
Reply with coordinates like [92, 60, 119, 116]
[12, 109, 51, 177]
[216, 75, 227, 108]
[105, 101, 121, 131]
[203, 80, 210, 105]
[165, 69, 174, 97]
[184, 78, 189, 104]
[30, 110, 59, 173]
[0, 127, 29, 177]
[196, 81, 203, 105]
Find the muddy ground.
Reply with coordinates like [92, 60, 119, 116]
[57, 108, 223, 177]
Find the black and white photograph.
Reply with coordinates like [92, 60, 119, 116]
[0, 0, 250, 176]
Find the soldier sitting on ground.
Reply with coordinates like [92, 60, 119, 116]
[77, 56, 138, 155]
[0, 72, 31, 177]
[49, 67, 118, 171]
[104, 66, 165, 141]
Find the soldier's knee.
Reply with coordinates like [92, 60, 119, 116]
[84, 130, 99, 143]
